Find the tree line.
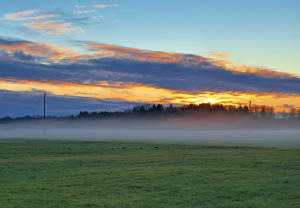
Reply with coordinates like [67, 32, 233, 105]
[77, 103, 298, 120]
[1, 103, 299, 122]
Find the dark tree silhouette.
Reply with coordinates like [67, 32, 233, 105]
[2, 102, 297, 122]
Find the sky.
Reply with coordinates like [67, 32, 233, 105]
[0, 0, 299, 117]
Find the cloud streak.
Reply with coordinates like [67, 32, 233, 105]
[3, 9, 56, 21]
[0, 38, 77, 59]
[93, 4, 108, 8]
[73, 10, 95, 14]
[23, 20, 79, 35]
[86, 43, 296, 78]
[1, 3, 118, 36]
[93, 4, 119, 8]
[207, 50, 230, 59]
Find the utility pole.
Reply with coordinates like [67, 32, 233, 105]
[43, 92, 47, 137]
[249, 100, 252, 112]
[248, 100, 252, 136]
[44, 92, 46, 120]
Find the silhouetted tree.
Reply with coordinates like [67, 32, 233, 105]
[289, 108, 297, 119]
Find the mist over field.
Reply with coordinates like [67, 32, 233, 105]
[1, 116, 299, 148]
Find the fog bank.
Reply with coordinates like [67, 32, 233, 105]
[1, 117, 300, 148]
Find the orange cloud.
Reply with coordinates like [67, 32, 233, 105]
[208, 58, 296, 78]
[93, 4, 108, 8]
[207, 50, 230, 59]
[3, 10, 56, 21]
[0, 41, 77, 60]
[23, 20, 78, 35]
[87, 43, 188, 63]
[206, 50, 295, 78]
[0, 38, 296, 79]
[73, 10, 95, 14]
[0, 78, 299, 112]
[87, 43, 297, 78]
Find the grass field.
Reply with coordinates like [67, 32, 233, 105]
[0, 139, 299, 208]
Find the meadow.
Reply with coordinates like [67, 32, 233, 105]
[0, 139, 299, 208]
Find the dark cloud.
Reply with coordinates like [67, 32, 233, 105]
[87, 58, 300, 93]
[0, 90, 137, 118]
[1, 41, 300, 94]
[10, 51, 37, 62]
[0, 36, 29, 45]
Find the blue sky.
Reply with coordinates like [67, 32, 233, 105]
[0, 0, 299, 74]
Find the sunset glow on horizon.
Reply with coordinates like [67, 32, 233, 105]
[0, 0, 299, 117]
[1, 78, 299, 113]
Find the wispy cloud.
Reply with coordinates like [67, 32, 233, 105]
[93, 4, 108, 8]
[90, 15, 104, 20]
[0, 38, 77, 60]
[3, 9, 56, 21]
[93, 4, 119, 8]
[86, 43, 190, 64]
[23, 20, 80, 35]
[207, 50, 229, 59]
[73, 10, 95, 14]
[75, 5, 87, 9]
[2, 3, 118, 36]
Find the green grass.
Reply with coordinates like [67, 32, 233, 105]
[0, 139, 299, 208]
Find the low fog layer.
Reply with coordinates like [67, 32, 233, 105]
[1, 116, 300, 148]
